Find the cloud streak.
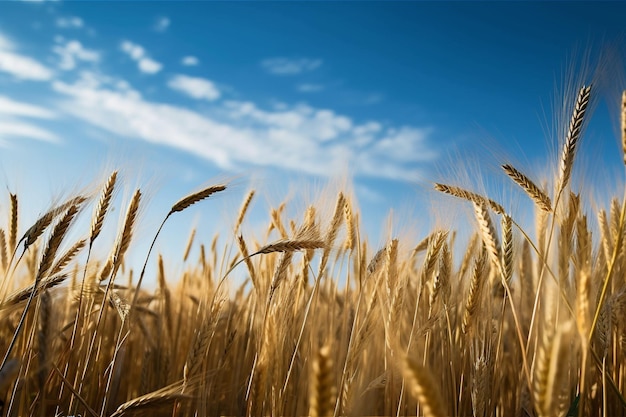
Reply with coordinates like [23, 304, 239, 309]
[0, 96, 59, 143]
[261, 57, 322, 75]
[0, 32, 53, 81]
[181, 56, 199, 66]
[56, 16, 84, 29]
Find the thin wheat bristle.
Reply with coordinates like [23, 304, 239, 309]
[170, 184, 227, 214]
[502, 164, 552, 212]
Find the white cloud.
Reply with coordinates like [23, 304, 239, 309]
[0, 51, 53, 80]
[120, 40, 162, 74]
[0, 119, 59, 143]
[53, 40, 99, 70]
[0, 96, 58, 143]
[0, 96, 56, 119]
[297, 83, 324, 93]
[56, 16, 84, 28]
[0, 35, 53, 81]
[154, 17, 170, 32]
[261, 58, 322, 75]
[51, 72, 436, 180]
[181, 56, 199, 66]
[121, 41, 144, 60]
[138, 58, 162, 74]
[0, 33, 14, 50]
[168, 75, 220, 101]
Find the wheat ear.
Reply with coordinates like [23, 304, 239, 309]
[0, 230, 6, 271]
[110, 381, 192, 417]
[473, 201, 502, 272]
[622, 90, 626, 165]
[434, 183, 505, 214]
[402, 356, 447, 417]
[90, 170, 118, 243]
[309, 345, 336, 417]
[9, 193, 17, 253]
[462, 248, 487, 334]
[170, 184, 226, 214]
[22, 196, 85, 251]
[344, 199, 356, 251]
[501, 214, 513, 285]
[557, 84, 591, 195]
[50, 239, 86, 276]
[234, 189, 255, 233]
[533, 322, 574, 417]
[37, 204, 79, 280]
[502, 164, 552, 212]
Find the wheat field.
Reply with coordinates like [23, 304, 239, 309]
[0, 86, 625, 417]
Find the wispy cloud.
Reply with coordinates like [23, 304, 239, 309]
[51, 71, 435, 180]
[53, 39, 99, 70]
[0, 96, 58, 143]
[0, 31, 53, 81]
[168, 75, 220, 101]
[181, 56, 199, 66]
[0, 95, 56, 119]
[120, 40, 162, 74]
[297, 83, 324, 93]
[261, 57, 322, 75]
[56, 16, 84, 29]
[154, 16, 170, 32]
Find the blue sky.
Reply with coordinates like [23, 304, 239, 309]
[0, 1, 625, 274]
